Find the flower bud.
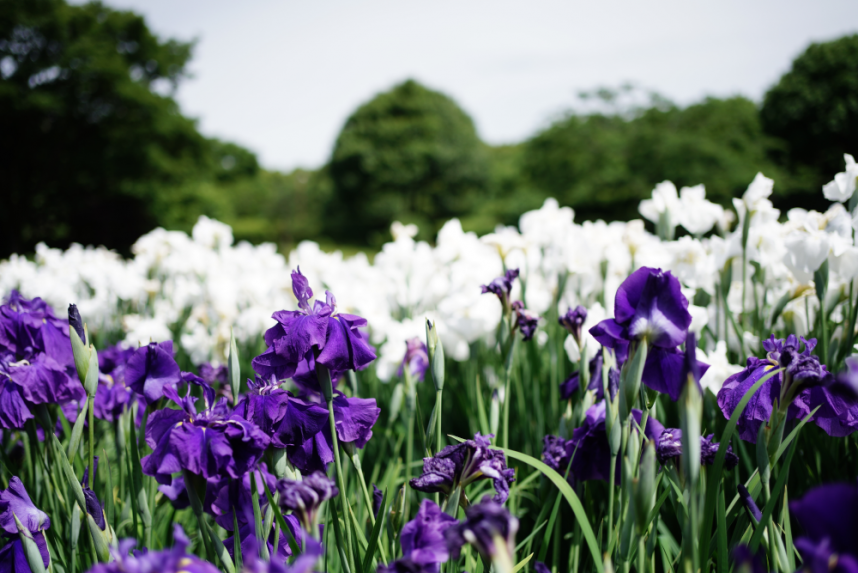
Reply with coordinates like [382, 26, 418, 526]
[13, 515, 47, 573]
[634, 441, 656, 534]
[68, 304, 92, 388]
[679, 377, 702, 485]
[426, 320, 445, 392]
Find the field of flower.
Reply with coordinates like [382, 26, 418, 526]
[2, 156, 858, 573]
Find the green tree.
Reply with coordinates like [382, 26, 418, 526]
[327, 79, 490, 245]
[521, 93, 786, 222]
[0, 0, 250, 256]
[761, 34, 858, 204]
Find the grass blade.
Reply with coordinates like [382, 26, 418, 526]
[749, 438, 798, 552]
[261, 475, 301, 558]
[698, 367, 783, 563]
[362, 487, 388, 573]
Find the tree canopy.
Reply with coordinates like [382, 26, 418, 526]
[326, 79, 491, 245]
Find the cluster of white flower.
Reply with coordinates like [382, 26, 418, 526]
[3, 155, 857, 396]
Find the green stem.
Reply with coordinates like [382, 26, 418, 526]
[607, 453, 617, 554]
[502, 336, 518, 450]
[637, 535, 646, 573]
[350, 451, 389, 563]
[435, 389, 443, 454]
[405, 406, 414, 525]
[88, 398, 95, 489]
[327, 400, 356, 573]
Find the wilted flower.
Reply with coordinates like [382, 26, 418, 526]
[481, 269, 519, 311]
[655, 429, 738, 470]
[88, 525, 220, 573]
[410, 433, 515, 504]
[125, 341, 182, 404]
[277, 471, 338, 533]
[445, 497, 519, 567]
[511, 301, 539, 342]
[141, 385, 270, 483]
[717, 335, 857, 443]
[251, 268, 376, 383]
[790, 481, 858, 571]
[558, 306, 587, 344]
[590, 267, 708, 401]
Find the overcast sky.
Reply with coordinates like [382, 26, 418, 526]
[89, 0, 856, 171]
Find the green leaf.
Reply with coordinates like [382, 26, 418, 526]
[698, 367, 783, 563]
[328, 493, 351, 573]
[233, 509, 243, 572]
[261, 475, 301, 558]
[511, 552, 533, 573]
[228, 328, 241, 404]
[749, 438, 798, 551]
[500, 447, 604, 573]
[101, 449, 115, 531]
[66, 396, 89, 464]
[362, 487, 387, 573]
[250, 473, 269, 561]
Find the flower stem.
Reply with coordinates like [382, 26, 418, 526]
[88, 398, 95, 489]
[327, 399, 356, 573]
[502, 336, 518, 450]
[435, 389, 443, 454]
[350, 450, 389, 563]
[607, 453, 617, 554]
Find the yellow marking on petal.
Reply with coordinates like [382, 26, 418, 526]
[175, 421, 183, 427]
[178, 558, 193, 567]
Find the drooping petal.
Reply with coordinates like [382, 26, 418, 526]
[125, 341, 182, 403]
[0, 477, 50, 535]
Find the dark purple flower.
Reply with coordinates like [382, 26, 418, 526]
[208, 465, 277, 530]
[233, 376, 329, 449]
[541, 435, 568, 473]
[512, 301, 540, 342]
[655, 429, 739, 470]
[372, 484, 383, 518]
[276, 471, 338, 532]
[0, 477, 50, 535]
[81, 459, 106, 530]
[88, 525, 220, 573]
[67, 304, 85, 344]
[731, 545, 768, 573]
[224, 515, 303, 563]
[140, 385, 270, 484]
[717, 336, 857, 443]
[590, 267, 708, 401]
[790, 482, 858, 568]
[481, 269, 519, 309]
[402, 500, 458, 567]
[125, 341, 182, 404]
[286, 392, 380, 475]
[93, 374, 145, 424]
[445, 497, 519, 563]
[0, 373, 34, 430]
[410, 433, 515, 504]
[794, 538, 858, 573]
[534, 563, 551, 573]
[0, 291, 73, 366]
[547, 402, 663, 483]
[398, 338, 429, 382]
[98, 344, 136, 376]
[0, 532, 50, 573]
[559, 352, 619, 401]
[834, 356, 858, 399]
[559, 305, 587, 343]
[251, 268, 376, 382]
[738, 484, 762, 522]
[158, 475, 191, 510]
[240, 535, 323, 573]
[199, 362, 229, 385]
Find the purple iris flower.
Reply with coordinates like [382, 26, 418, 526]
[208, 464, 277, 530]
[241, 535, 323, 573]
[0, 477, 50, 535]
[738, 484, 762, 522]
[381, 499, 457, 573]
[251, 268, 376, 382]
[790, 481, 858, 571]
[398, 338, 429, 382]
[140, 385, 270, 484]
[410, 433, 515, 504]
[445, 497, 519, 563]
[542, 401, 664, 483]
[511, 301, 540, 342]
[158, 475, 192, 510]
[560, 352, 620, 401]
[654, 429, 739, 470]
[731, 545, 768, 573]
[590, 267, 709, 401]
[199, 362, 229, 385]
[372, 484, 383, 517]
[276, 471, 338, 533]
[233, 376, 329, 449]
[285, 391, 380, 475]
[717, 335, 858, 443]
[481, 269, 520, 309]
[88, 525, 220, 573]
[0, 476, 51, 572]
[125, 341, 182, 404]
[224, 517, 303, 563]
[0, 291, 73, 365]
[559, 305, 587, 343]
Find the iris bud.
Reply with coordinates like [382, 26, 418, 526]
[634, 441, 656, 534]
[426, 320, 445, 392]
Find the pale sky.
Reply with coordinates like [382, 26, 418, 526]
[87, 0, 857, 171]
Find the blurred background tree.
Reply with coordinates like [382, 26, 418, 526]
[2, 0, 856, 255]
[326, 79, 490, 246]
